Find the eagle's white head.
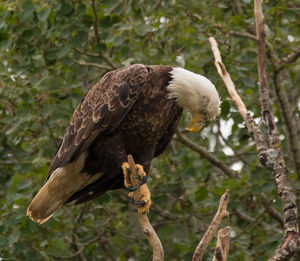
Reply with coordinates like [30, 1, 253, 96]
[167, 67, 221, 132]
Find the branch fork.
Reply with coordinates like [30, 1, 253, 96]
[209, 3, 300, 256]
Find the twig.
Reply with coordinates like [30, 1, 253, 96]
[226, 30, 277, 59]
[192, 189, 230, 261]
[0, 160, 16, 165]
[125, 155, 164, 261]
[233, 210, 266, 241]
[234, 208, 282, 235]
[91, 0, 117, 69]
[212, 226, 231, 261]
[260, 193, 284, 227]
[208, 37, 247, 120]
[275, 47, 300, 71]
[75, 48, 100, 58]
[231, 0, 242, 14]
[154, 0, 163, 11]
[175, 130, 238, 178]
[273, 70, 300, 178]
[74, 60, 111, 70]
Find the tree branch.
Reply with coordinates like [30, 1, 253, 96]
[175, 130, 238, 178]
[137, 215, 164, 261]
[74, 60, 111, 70]
[209, 21, 300, 259]
[75, 48, 101, 58]
[253, 1, 299, 248]
[124, 155, 164, 261]
[91, 0, 117, 69]
[254, 0, 279, 148]
[273, 70, 300, 178]
[208, 37, 248, 120]
[260, 193, 284, 227]
[233, 208, 282, 235]
[154, 0, 163, 11]
[275, 47, 300, 71]
[192, 189, 230, 261]
[212, 226, 231, 261]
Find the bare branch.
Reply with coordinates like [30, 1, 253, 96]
[74, 60, 111, 70]
[0, 160, 15, 165]
[228, 30, 257, 41]
[254, 0, 279, 148]
[192, 189, 230, 261]
[154, 0, 163, 11]
[137, 214, 164, 261]
[253, 3, 300, 251]
[208, 37, 248, 120]
[212, 226, 231, 261]
[208, 2, 300, 256]
[233, 210, 266, 240]
[260, 193, 284, 227]
[175, 130, 238, 178]
[234, 208, 282, 235]
[124, 155, 164, 261]
[226, 30, 277, 59]
[273, 70, 300, 178]
[91, 0, 117, 70]
[75, 48, 100, 58]
[275, 47, 300, 71]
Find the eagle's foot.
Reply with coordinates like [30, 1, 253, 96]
[122, 159, 151, 214]
[122, 162, 147, 191]
[128, 185, 151, 214]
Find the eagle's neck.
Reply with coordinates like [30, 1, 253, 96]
[167, 67, 220, 121]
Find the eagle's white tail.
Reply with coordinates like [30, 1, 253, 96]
[27, 152, 101, 224]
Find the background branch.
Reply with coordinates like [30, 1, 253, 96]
[74, 60, 111, 70]
[212, 226, 231, 261]
[91, 0, 117, 69]
[175, 130, 238, 178]
[209, 22, 300, 259]
[275, 47, 300, 71]
[273, 70, 300, 178]
[192, 189, 230, 261]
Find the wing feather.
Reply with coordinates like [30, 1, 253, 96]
[47, 64, 149, 179]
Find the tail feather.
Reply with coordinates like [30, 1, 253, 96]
[26, 179, 66, 224]
[27, 152, 101, 224]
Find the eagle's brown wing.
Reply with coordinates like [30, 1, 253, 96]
[47, 64, 149, 179]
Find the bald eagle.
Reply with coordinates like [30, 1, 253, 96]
[27, 64, 220, 224]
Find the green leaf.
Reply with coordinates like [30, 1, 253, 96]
[56, 45, 70, 59]
[19, 0, 35, 22]
[221, 100, 230, 117]
[17, 179, 32, 191]
[9, 229, 20, 246]
[195, 186, 208, 200]
[37, 8, 50, 22]
[0, 236, 7, 246]
[45, 48, 58, 61]
[48, 238, 68, 254]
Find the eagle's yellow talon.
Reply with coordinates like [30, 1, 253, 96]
[122, 158, 151, 214]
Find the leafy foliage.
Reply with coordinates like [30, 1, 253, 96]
[0, 0, 299, 260]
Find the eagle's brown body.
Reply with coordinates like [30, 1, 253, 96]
[27, 64, 220, 224]
[57, 64, 182, 204]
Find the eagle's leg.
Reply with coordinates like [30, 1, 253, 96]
[122, 160, 151, 214]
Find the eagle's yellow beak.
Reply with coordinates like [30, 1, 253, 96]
[186, 111, 203, 132]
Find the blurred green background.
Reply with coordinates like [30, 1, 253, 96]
[0, 0, 299, 260]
